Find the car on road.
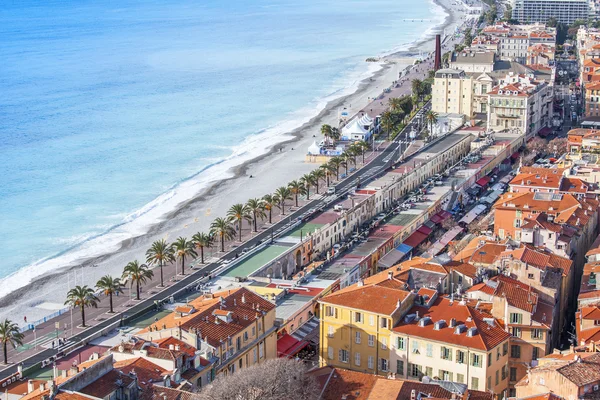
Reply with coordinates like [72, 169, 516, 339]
[327, 187, 336, 194]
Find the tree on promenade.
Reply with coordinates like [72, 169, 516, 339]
[330, 127, 341, 142]
[355, 140, 371, 163]
[274, 186, 292, 215]
[146, 239, 175, 287]
[95, 275, 123, 313]
[197, 358, 319, 400]
[425, 110, 439, 136]
[320, 124, 332, 145]
[227, 204, 251, 242]
[0, 319, 24, 365]
[210, 217, 236, 252]
[312, 168, 326, 193]
[171, 237, 197, 275]
[261, 195, 276, 224]
[122, 261, 154, 301]
[245, 199, 266, 232]
[300, 173, 316, 200]
[319, 164, 334, 186]
[381, 111, 396, 137]
[192, 232, 214, 264]
[411, 78, 423, 103]
[328, 157, 343, 180]
[288, 180, 306, 207]
[64, 285, 99, 327]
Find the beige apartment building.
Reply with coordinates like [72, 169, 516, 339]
[390, 296, 510, 397]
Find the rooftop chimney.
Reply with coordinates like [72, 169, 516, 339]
[27, 380, 34, 394]
[388, 271, 393, 280]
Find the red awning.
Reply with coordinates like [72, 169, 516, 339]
[403, 231, 428, 248]
[437, 210, 451, 220]
[538, 127, 552, 137]
[430, 214, 443, 224]
[417, 226, 433, 235]
[277, 334, 308, 358]
[511, 152, 520, 160]
[476, 176, 491, 187]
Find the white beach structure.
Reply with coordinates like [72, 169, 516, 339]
[307, 141, 321, 155]
[341, 114, 374, 141]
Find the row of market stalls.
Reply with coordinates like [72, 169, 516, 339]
[341, 114, 375, 141]
[376, 210, 453, 269]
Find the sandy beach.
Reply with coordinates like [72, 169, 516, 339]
[0, 0, 472, 322]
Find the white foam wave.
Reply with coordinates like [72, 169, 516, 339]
[0, 13, 448, 301]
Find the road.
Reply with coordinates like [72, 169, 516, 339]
[0, 101, 432, 379]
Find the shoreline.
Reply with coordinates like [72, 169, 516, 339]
[0, 0, 467, 320]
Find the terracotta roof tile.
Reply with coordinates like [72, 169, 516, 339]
[79, 369, 135, 398]
[393, 297, 510, 351]
[154, 337, 197, 358]
[310, 367, 378, 400]
[114, 357, 170, 390]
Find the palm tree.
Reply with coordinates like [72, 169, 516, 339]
[380, 111, 396, 137]
[412, 79, 423, 103]
[261, 194, 276, 224]
[171, 237, 197, 275]
[328, 157, 343, 180]
[311, 169, 326, 194]
[389, 97, 403, 112]
[274, 186, 292, 215]
[122, 261, 154, 301]
[356, 141, 370, 163]
[320, 124, 332, 145]
[425, 110, 439, 136]
[245, 198, 266, 232]
[210, 217, 236, 252]
[0, 319, 24, 365]
[64, 285, 99, 327]
[319, 164, 334, 186]
[192, 232, 214, 264]
[95, 275, 123, 313]
[330, 127, 341, 143]
[300, 173, 316, 200]
[146, 239, 174, 287]
[288, 180, 306, 207]
[342, 152, 352, 175]
[227, 203, 251, 242]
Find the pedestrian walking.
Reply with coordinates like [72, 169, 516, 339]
[24, 316, 27, 323]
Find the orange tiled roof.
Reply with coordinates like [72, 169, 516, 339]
[393, 297, 510, 351]
[79, 369, 135, 398]
[501, 246, 572, 276]
[510, 170, 563, 189]
[321, 284, 412, 315]
[114, 357, 170, 390]
[139, 287, 275, 347]
[311, 367, 379, 400]
[154, 337, 197, 358]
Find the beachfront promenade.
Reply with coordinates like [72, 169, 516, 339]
[0, 25, 469, 377]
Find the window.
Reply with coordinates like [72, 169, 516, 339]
[236, 336, 241, 351]
[328, 326, 334, 338]
[512, 327, 522, 338]
[354, 331, 362, 345]
[259, 341, 264, 359]
[325, 306, 337, 318]
[532, 347, 539, 360]
[440, 370, 452, 381]
[380, 358, 389, 372]
[503, 342, 508, 356]
[487, 376, 492, 390]
[509, 313, 523, 324]
[457, 350, 465, 364]
[397, 337, 405, 350]
[488, 353, 492, 367]
[471, 354, 482, 367]
[510, 367, 517, 382]
[426, 343, 433, 357]
[425, 366, 433, 377]
[441, 346, 452, 360]
[355, 352, 361, 366]
[471, 377, 479, 391]
[253, 348, 257, 364]
[369, 315, 375, 326]
[528, 273, 534, 279]
[396, 360, 404, 375]
[339, 349, 349, 363]
[368, 335, 375, 347]
[381, 337, 387, 350]
[457, 374, 465, 384]
[531, 329, 543, 340]
[511, 345, 521, 359]
[355, 312, 363, 323]
[412, 340, 420, 354]
[252, 326, 255, 337]
[409, 363, 422, 378]
[368, 356, 374, 369]
[381, 318, 388, 329]
[495, 370, 499, 386]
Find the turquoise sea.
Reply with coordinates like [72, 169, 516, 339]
[0, 0, 443, 299]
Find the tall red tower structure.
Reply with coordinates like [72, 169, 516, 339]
[434, 34, 441, 70]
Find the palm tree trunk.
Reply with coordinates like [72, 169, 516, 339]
[159, 261, 164, 287]
[181, 255, 185, 275]
[295, 193, 298, 207]
[3, 342, 7, 365]
[315, 182, 319, 194]
[306, 186, 310, 200]
[200, 247, 205, 264]
[326, 174, 330, 186]
[268, 208, 272, 224]
[136, 281, 141, 300]
[281, 201, 285, 216]
[109, 293, 114, 313]
[220, 235, 225, 252]
[362, 150, 365, 163]
[238, 221, 242, 241]
[253, 212, 257, 232]
[336, 168, 339, 180]
[81, 305, 86, 327]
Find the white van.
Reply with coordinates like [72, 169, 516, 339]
[327, 187, 336, 195]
